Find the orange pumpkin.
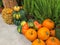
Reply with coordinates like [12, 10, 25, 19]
[50, 30, 55, 36]
[22, 23, 29, 35]
[32, 39, 45, 45]
[38, 27, 50, 40]
[46, 37, 60, 45]
[42, 19, 55, 29]
[25, 28, 37, 41]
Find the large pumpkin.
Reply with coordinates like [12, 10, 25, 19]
[38, 27, 50, 40]
[25, 28, 37, 41]
[32, 39, 45, 45]
[46, 37, 60, 45]
[42, 19, 55, 29]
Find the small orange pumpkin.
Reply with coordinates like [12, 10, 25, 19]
[34, 21, 42, 29]
[50, 30, 55, 36]
[46, 37, 60, 45]
[42, 19, 55, 29]
[22, 23, 29, 35]
[25, 28, 37, 41]
[38, 27, 50, 40]
[32, 39, 45, 45]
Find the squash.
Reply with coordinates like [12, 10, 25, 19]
[13, 19, 20, 26]
[21, 21, 26, 26]
[13, 11, 21, 26]
[28, 22, 34, 28]
[13, 11, 21, 20]
[13, 6, 20, 11]
[20, 9, 27, 21]
[22, 23, 29, 35]
[28, 19, 34, 28]
[13, 9, 27, 26]
[17, 25, 22, 34]
[13, 9, 27, 20]
[34, 21, 42, 30]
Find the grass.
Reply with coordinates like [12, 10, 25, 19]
[24, 0, 60, 25]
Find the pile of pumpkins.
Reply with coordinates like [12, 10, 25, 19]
[17, 19, 60, 45]
[2, 6, 60, 45]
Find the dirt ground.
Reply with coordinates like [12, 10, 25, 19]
[0, 14, 31, 45]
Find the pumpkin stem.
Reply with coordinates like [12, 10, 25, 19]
[37, 38, 41, 43]
[49, 19, 52, 22]
[46, 32, 49, 35]
[51, 37, 55, 42]
[31, 31, 33, 35]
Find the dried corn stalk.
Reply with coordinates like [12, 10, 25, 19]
[2, 0, 17, 8]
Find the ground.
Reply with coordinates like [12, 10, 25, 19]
[0, 14, 31, 45]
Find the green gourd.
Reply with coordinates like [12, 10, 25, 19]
[13, 11, 21, 20]
[20, 9, 27, 21]
[17, 25, 22, 34]
[13, 19, 20, 26]
[28, 19, 34, 28]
